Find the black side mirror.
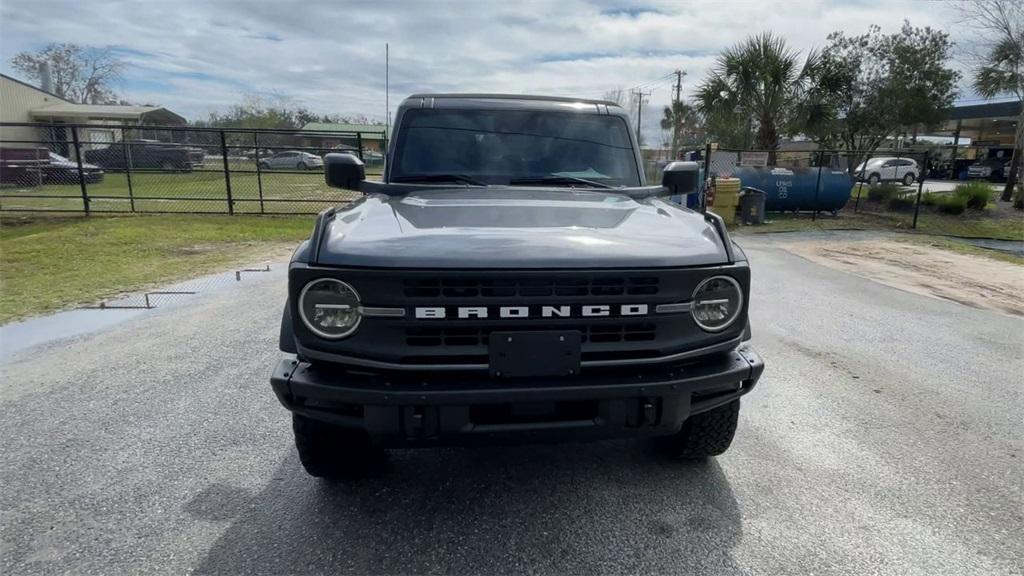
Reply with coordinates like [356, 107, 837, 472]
[324, 153, 365, 190]
[661, 161, 700, 196]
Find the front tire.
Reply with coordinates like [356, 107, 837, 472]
[868, 173, 881, 186]
[902, 173, 915, 186]
[293, 414, 382, 479]
[657, 399, 740, 459]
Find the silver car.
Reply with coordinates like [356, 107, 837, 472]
[854, 157, 919, 186]
[259, 151, 324, 170]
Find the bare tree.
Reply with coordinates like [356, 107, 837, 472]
[11, 43, 124, 104]
[955, 0, 1023, 201]
[602, 88, 625, 107]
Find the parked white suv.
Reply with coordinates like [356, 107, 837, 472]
[854, 157, 919, 186]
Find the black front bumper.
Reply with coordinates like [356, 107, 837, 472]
[270, 345, 764, 447]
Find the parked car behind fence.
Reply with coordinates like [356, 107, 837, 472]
[0, 147, 49, 185]
[854, 157, 919, 186]
[84, 139, 197, 171]
[967, 159, 1008, 182]
[258, 151, 324, 170]
[44, 152, 104, 184]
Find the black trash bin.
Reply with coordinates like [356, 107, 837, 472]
[739, 187, 767, 225]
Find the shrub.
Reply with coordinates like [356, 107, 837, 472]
[953, 181, 991, 210]
[867, 184, 900, 202]
[887, 196, 915, 211]
[920, 191, 939, 206]
[937, 195, 967, 215]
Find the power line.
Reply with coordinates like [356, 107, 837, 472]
[628, 73, 676, 93]
[629, 88, 652, 144]
[586, 73, 674, 100]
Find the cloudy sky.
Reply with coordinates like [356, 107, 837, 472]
[0, 0, 1000, 140]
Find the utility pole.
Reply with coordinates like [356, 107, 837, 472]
[630, 89, 651, 146]
[673, 69, 685, 105]
[672, 70, 686, 158]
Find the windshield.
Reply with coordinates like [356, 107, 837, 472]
[390, 109, 641, 187]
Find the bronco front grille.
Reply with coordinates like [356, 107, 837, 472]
[402, 276, 660, 298]
[405, 323, 657, 347]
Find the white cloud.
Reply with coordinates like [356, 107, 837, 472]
[0, 0, 980, 141]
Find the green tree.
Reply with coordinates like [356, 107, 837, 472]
[11, 43, 124, 104]
[959, 0, 1022, 201]
[807, 22, 959, 176]
[695, 33, 818, 158]
[660, 100, 704, 158]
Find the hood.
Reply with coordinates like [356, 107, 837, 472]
[315, 188, 729, 269]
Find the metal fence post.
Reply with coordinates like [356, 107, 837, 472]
[120, 127, 135, 212]
[702, 142, 713, 213]
[854, 150, 868, 213]
[220, 130, 234, 215]
[356, 132, 364, 161]
[254, 130, 264, 214]
[71, 126, 90, 214]
[812, 151, 823, 221]
[912, 150, 928, 229]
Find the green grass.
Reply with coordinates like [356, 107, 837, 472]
[0, 163, 371, 214]
[0, 214, 313, 323]
[732, 186, 1023, 241]
[731, 209, 1023, 240]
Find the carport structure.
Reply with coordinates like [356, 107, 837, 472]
[937, 99, 1021, 197]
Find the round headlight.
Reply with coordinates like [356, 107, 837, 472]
[691, 275, 743, 332]
[298, 279, 361, 339]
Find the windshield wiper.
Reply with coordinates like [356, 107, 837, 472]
[391, 174, 488, 186]
[509, 175, 613, 189]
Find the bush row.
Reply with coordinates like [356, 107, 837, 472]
[862, 181, 994, 215]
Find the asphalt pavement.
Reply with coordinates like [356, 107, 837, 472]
[1, 233, 1021, 575]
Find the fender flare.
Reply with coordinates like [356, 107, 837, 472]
[279, 301, 297, 353]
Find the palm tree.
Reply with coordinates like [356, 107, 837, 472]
[695, 33, 817, 158]
[660, 100, 700, 158]
[969, 0, 1023, 201]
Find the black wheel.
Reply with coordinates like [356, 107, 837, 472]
[258, 161, 270, 170]
[296, 162, 306, 170]
[657, 399, 740, 459]
[292, 414, 382, 479]
[867, 173, 881, 186]
[902, 173, 915, 186]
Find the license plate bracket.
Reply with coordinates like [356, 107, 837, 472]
[489, 331, 581, 378]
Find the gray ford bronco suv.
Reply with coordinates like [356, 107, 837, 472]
[271, 94, 764, 478]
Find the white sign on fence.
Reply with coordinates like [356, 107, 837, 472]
[739, 151, 769, 167]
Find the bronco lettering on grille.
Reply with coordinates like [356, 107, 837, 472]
[413, 304, 649, 319]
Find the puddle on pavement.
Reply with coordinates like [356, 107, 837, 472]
[1, 263, 286, 362]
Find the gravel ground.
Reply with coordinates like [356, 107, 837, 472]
[1, 233, 1021, 575]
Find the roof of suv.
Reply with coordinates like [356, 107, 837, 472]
[403, 93, 622, 109]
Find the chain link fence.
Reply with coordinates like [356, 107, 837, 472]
[0, 122, 386, 214]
